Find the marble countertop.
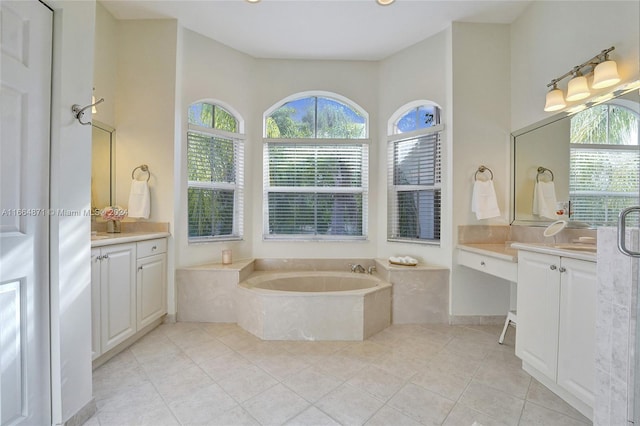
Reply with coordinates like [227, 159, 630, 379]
[457, 243, 518, 262]
[91, 231, 170, 247]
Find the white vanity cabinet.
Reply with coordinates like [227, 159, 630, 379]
[91, 235, 168, 365]
[515, 249, 596, 417]
[91, 243, 137, 358]
[136, 238, 167, 330]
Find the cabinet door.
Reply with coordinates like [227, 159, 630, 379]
[136, 253, 167, 329]
[101, 243, 136, 352]
[516, 250, 560, 380]
[91, 248, 101, 360]
[557, 258, 596, 407]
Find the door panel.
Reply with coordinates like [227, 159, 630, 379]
[0, 1, 53, 425]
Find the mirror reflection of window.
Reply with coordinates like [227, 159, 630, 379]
[569, 103, 639, 225]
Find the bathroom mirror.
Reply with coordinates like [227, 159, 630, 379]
[91, 120, 116, 212]
[512, 87, 640, 227]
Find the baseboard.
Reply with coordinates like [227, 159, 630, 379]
[163, 313, 176, 324]
[63, 398, 96, 426]
[448, 314, 506, 325]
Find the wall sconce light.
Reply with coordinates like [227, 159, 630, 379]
[543, 46, 621, 112]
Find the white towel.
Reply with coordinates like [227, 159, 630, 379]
[532, 181, 558, 220]
[127, 179, 150, 219]
[471, 180, 501, 220]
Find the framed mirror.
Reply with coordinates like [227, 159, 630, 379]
[91, 120, 115, 212]
[511, 86, 640, 227]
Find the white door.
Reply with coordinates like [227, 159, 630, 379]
[0, 1, 53, 425]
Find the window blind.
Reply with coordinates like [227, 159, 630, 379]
[570, 146, 639, 225]
[388, 132, 441, 242]
[264, 143, 368, 239]
[187, 131, 244, 241]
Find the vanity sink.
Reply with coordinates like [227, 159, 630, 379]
[552, 243, 597, 253]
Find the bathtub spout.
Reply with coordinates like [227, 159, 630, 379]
[350, 263, 366, 273]
[367, 266, 377, 275]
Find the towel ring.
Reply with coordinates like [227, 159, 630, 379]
[474, 165, 494, 181]
[132, 164, 150, 182]
[536, 166, 554, 183]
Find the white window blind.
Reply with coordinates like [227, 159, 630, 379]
[570, 145, 639, 225]
[263, 142, 368, 239]
[388, 130, 442, 243]
[187, 130, 244, 241]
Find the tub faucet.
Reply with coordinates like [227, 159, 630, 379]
[367, 266, 377, 275]
[350, 263, 366, 273]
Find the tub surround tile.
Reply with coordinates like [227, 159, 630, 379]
[176, 269, 238, 322]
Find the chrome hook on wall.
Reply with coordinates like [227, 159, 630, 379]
[71, 97, 104, 126]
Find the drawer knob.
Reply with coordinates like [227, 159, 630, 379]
[550, 265, 557, 270]
[152, 246, 157, 251]
[559, 267, 566, 273]
[480, 261, 486, 266]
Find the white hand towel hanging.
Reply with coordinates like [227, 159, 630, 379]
[471, 180, 501, 220]
[128, 179, 150, 219]
[532, 181, 558, 220]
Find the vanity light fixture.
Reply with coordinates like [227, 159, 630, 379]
[565, 70, 590, 102]
[543, 46, 621, 112]
[544, 83, 566, 112]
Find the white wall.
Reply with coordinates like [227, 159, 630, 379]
[47, 0, 96, 423]
[511, 1, 640, 131]
[93, 1, 117, 127]
[175, 28, 255, 268]
[449, 22, 512, 316]
[378, 30, 450, 267]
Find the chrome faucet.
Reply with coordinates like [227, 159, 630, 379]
[367, 265, 377, 275]
[350, 263, 366, 273]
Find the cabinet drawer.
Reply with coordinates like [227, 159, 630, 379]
[458, 249, 517, 281]
[137, 238, 167, 258]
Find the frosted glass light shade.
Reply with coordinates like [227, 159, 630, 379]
[544, 87, 566, 112]
[377, 0, 395, 5]
[565, 75, 590, 101]
[592, 60, 620, 89]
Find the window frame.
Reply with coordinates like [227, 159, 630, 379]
[187, 101, 245, 243]
[262, 92, 369, 241]
[387, 101, 443, 245]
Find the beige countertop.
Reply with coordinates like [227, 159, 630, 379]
[91, 231, 170, 247]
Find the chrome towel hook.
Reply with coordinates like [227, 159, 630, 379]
[71, 98, 104, 126]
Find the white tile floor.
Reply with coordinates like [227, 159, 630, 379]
[87, 322, 592, 426]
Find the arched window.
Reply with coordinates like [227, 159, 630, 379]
[570, 101, 639, 225]
[187, 101, 244, 242]
[387, 101, 443, 244]
[263, 92, 369, 240]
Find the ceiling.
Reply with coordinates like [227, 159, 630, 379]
[100, 0, 532, 61]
